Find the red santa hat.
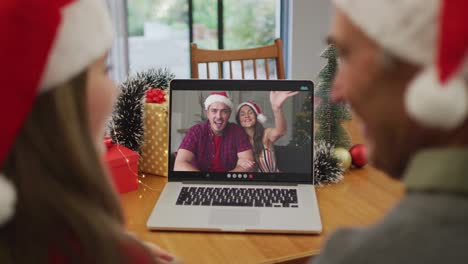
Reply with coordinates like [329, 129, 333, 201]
[237, 101, 268, 124]
[0, 0, 113, 226]
[333, 0, 468, 129]
[204, 91, 233, 110]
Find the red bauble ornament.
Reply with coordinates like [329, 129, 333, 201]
[349, 144, 368, 168]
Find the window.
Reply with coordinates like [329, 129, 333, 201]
[127, 0, 190, 77]
[123, 0, 283, 79]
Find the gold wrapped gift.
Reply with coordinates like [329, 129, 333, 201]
[139, 103, 169, 177]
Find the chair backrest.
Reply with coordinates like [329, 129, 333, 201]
[190, 38, 285, 80]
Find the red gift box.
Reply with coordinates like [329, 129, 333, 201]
[104, 141, 139, 193]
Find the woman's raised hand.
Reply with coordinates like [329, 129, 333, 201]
[270, 91, 299, 110]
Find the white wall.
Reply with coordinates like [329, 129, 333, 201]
[290, 0, 332, 81]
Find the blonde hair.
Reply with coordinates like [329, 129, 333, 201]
[1, 72, 154, 263]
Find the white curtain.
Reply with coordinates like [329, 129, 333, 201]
[106, 0, 129, 84]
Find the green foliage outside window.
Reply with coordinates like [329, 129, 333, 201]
[127, 0, 276, 49]
[127, 0, 154, 36]
[225, 0, 276, 49]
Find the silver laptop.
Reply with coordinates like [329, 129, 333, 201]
[147, 79, 321, 234]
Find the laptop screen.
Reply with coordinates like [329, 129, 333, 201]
[168, 80, 313, 183]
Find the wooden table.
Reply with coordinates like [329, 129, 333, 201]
[121, 166, 404, 264]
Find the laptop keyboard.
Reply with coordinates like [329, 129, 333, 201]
[175, 187, 299, 208]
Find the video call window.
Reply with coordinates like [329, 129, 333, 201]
[170, 90, 312, 174]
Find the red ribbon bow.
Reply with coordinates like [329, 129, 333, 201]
[146, 88, 167, 104]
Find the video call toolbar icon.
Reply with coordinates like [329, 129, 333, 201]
[226, 173, 254, 179]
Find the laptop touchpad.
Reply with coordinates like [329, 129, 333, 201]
[209, 209, 260, 226]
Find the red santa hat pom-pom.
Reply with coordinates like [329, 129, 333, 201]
[0, 174, 16, 226]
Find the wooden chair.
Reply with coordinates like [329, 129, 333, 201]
[190, 38, 285, 80]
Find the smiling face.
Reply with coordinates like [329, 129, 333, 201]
[206, 102, 231, 135]
[328, 9, 432, 177]
[238, 105, 257, 128]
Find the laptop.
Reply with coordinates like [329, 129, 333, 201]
[146, 79, 321, 234]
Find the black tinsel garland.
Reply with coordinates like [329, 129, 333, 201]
[313, 140, 344, 186]
[109, 68, 175, 152]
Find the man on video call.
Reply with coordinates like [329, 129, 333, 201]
[174, 91, 255, 172]
[312, 0, 468, 263]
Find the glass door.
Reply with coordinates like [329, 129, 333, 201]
[127, 0, 280, 79]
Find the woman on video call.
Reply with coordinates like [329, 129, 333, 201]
[235, 91, 298, 172]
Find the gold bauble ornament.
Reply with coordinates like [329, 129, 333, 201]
[333, 147, 352, 170]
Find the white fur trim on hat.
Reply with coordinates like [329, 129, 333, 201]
[40, 0, 113, 91]
[204, 94, 233, 110]
[237, 102, 268, 124]
[332, 0, 438, 66]
[405, 67, 468, 129]
[0, 173, 16, 226]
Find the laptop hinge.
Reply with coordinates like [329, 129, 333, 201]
[178, 181, 301, 186]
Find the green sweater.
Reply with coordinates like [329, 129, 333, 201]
[312, 148, 468, 264]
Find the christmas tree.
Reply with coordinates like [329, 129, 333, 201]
[289, 91, 313, 147]
[314, 44, 351, 149]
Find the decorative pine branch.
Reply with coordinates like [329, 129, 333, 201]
[109, 68, 175, 152]
[313, 140, 344, 185]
